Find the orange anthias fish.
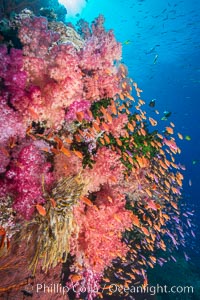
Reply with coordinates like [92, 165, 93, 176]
[145, 188, 152, 197]
[177, 132, 183, 140]
[119, 92, 125, 100]
[127, 122, 134, 132]
[165, 126, 174, 135]
[103, 277, 110, 283]
[76, 111, 84, 122]
[81, 196, 93, 206]
[114, 214, 122, 223]
[147, 199, 157, 211]
[61, 146, 71, 157]
[149, 117, 157, 126]
[140, 128, 146, 136]
[163, 138, 178, 152]
[130, 213, 140, 227]
[116, 138, 122, 146]
[102, 122, 110, 131]
[93, 122, 101, 132]
[36, 204, 46, 216]
[104, 134, 111, 144]
[65, 137, 73, 144]
[54, 136, 63, 149]
[106, 112, 113, 123]
[69, 274, 82, 282]
[75, 134, 82, 142]
[126, 93, 134, 100]
[141, 226, 150, 236]
[136, 156, 149, 168]
[100, 138, 105, 145]
[110, 100, 117, 115]
[73, 150, 83, 159]
[107, 196, 113, 203]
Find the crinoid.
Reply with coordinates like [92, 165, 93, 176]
[19, 174, 85, 273]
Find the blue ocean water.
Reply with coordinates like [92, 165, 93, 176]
[61, 0, 200, 298]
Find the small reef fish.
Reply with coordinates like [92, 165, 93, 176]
[153, 54, 159, 64]
[149, 99, 156, 107]
[161, 111, 172, 120]
[185, 135, 191, 141]
[164, 110, 172, 117]
[149, 117, 157, 126]
[177, 132, 183, 140]
[36, 204, 46, 216]
[123, 40, 131, 45]
[165, 126, 174, 134]
[163, 138, 178, 152]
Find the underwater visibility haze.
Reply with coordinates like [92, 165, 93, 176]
[0, 0, 199, 299]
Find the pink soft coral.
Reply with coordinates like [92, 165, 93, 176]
[78, 16, 122, 101]
[0, 45, 27, 105]
[65, 99, 92, 122]
[5, 143, 54, 219]
[71, 189, 133, 275]
[0, 101, 26, 145]
[79, 30, 121, 70]
[18, 16, 59, 58]
[83, 147, 125, 193]
[54, 152, 82, 180]
[101, 113, 128, 138]
[0, 99, 26, 174]
[17, 17, 84, 127]
[0, 15, 123, 128]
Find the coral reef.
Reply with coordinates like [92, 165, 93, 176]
[0, 9, 193, 300]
